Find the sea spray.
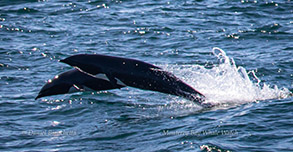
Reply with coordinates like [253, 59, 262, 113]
[162, 47, 291, 107]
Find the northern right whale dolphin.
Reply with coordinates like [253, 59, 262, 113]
[35, 69, 125, 99]
[59, 54, 205, 104]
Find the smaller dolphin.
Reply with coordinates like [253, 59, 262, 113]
[35, 69, 125, 99]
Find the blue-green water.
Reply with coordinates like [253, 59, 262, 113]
[1, 0, 292, 151]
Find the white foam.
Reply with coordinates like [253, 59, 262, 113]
[162, 47, 291, 106]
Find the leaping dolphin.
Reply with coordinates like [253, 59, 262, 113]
[35, 69, 125, 99]
[55, 54, 205, 104]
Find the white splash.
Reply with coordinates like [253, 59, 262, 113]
[163, 47, 291, 106]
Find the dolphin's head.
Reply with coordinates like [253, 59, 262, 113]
[59, 55, 82, 67]
[35, 71, 80, 100]
[60, 54, 105, 75]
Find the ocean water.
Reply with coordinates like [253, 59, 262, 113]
[0, 0, 292, 151]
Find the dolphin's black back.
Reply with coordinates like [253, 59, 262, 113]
[60, 54, 205, 103]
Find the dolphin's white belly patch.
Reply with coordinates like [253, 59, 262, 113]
[68, 84, 81, 93]
[83, 86, 95, 91]
[115, 78, 127, 86]
[95, 73, 127, 87]
[95, 73, 110, 81]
